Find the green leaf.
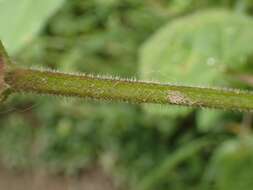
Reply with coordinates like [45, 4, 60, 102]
[196, 110, 242, 132]
[204, 137, 253, 190]
[140, 9, 253, 116]
[0, 0, 65, 55]
[196, 110, 225, 132]
[137, 138, 210, 190]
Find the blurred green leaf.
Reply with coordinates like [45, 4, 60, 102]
[0, 114, 34, 169]
[196, 110, 242, 132]
[204, 136, 253, 190]
[196, 110, 225, 131]
[0, 0, 65, 55]
[137, 138, 210, 190]
[140, 9, 253, 116]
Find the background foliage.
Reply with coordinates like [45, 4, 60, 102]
[0, 0, 253, 189]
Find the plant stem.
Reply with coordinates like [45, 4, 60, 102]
[4, 67, 253, 112]
[1, 40, 253, 112]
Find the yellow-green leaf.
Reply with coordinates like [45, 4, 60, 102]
[140, 9, 253, 116]
[0, 0, 65, 55]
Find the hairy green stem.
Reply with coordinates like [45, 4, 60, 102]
[4, 67, 253, 112]
[0, 40, 253, 111]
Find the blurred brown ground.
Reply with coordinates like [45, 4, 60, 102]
[0, 166, 117, 190]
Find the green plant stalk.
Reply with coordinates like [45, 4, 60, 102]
[3, 66, 253, 112]
[1, 40, 253, 111]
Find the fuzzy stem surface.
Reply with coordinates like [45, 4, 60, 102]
[4, 67, 253, 112]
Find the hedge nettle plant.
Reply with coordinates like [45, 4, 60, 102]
[0, 41, 253, 112]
